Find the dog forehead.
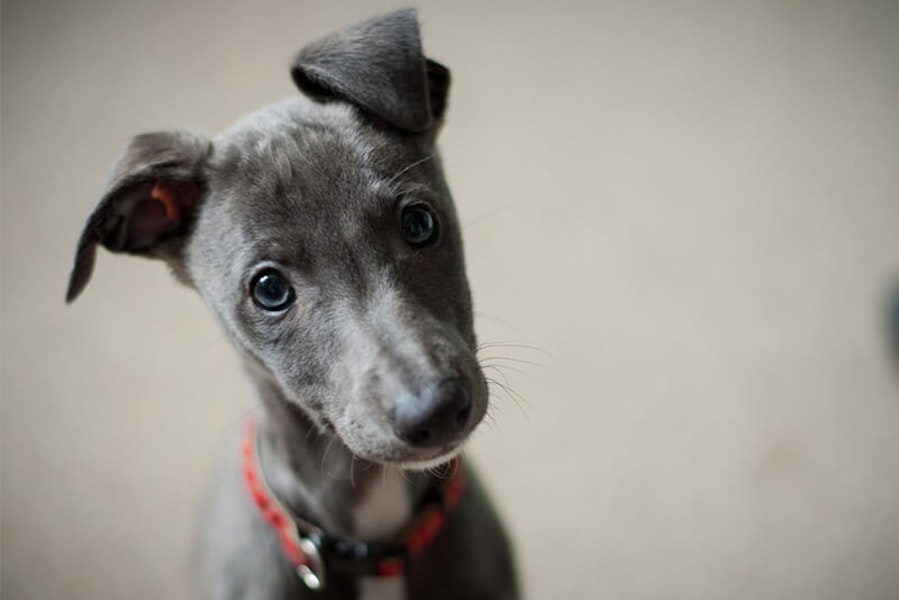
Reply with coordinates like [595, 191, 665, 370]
[211, 97, 417, 212]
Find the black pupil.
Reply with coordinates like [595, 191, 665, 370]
[401, 206, 435, 245]
[253, 272, 292, 310]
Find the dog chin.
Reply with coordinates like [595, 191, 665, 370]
[346, 438, 465, 471]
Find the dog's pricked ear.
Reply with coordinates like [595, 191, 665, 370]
[65, 130, 211, 303]
[291, 8, 450, 133]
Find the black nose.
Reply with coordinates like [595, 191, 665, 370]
[391, 378, 472, 448]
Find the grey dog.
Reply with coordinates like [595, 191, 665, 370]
[66, 8, 518, 600]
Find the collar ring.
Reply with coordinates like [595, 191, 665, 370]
[297, 535, 326, 590]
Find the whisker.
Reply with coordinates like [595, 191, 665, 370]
[224, 407, 255, 430]
[476, 341, 551, 358]
[304, 424, 320, 445]
[398, 467, 412, 484]
[480, 362, 527, 379]
[487, 399, 506, 415]
[481, 409, 499, 431]
[385, 154, 434, 188]
[481, 364, 524, 390]
[321, 437, 337, 480]
[485, 377, 529, 416]
[479, 355, 545, 368]
[463, 203, 517, 230]
[473, 312, 517, 331]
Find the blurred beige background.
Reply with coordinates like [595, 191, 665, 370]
[3, 1, 898, 598]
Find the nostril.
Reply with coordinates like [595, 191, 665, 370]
[407, 428, 431, 446]
[455, 402, 472, 428]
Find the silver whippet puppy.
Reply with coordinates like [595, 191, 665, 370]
[67, 9, 518, 600]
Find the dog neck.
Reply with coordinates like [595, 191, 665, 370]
[249, 371, 432, 542]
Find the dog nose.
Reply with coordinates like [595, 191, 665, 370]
[391, 378, 472, 448]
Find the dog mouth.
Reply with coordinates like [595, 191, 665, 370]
[397, 443, 466, 471]
[348, 433, 469, 470]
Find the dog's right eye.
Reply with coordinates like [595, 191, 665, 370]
[250, 269, 296, 312]
[401, 204, 439, 248]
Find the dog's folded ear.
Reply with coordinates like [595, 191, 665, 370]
[65, 130, 211, 303]
[291, 8, 450, 134]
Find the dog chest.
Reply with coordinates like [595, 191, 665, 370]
[353, 467, 411, 600]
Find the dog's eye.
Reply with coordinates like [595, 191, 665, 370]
[401, 204, 438, 247]
[250, 269, 295, 312]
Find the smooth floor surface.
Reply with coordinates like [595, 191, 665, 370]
[3, 1, 898, 598]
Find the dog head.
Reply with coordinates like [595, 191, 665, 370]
[66, 9, 486, 469]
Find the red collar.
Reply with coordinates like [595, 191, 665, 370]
[241, 419, 463, 591]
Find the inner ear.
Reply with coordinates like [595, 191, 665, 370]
[151, 180, 199, 222]
[101, 178, 201, 253]
[127, 180, 201, 249]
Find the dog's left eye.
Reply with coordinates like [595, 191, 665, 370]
[401, 204, 438, 247]
[250, 269, 296, 312]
